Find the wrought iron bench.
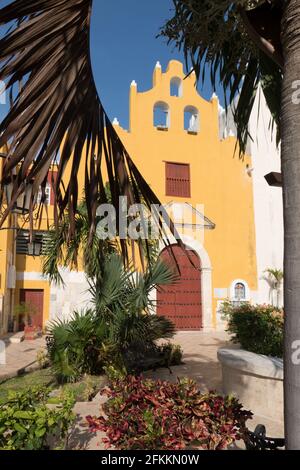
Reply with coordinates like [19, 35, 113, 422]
[245, 425, 285, 450]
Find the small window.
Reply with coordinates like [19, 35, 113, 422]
[230, 279, 249, 304]
[37, 184, 51, 205]
[170, 77, 182, 97]
[166, 162, 191, 198]
[154, 102, 170, 130]
[234, 282, 246, 301]
[184, 106, 199, 133]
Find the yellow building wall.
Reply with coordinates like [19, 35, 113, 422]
[115, 60, 258, 327]
[0, 146, 17, 334]
[0, 151, 86, 332]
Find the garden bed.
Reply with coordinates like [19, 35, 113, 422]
[86, 375, 252, 450]
[0, 368, 106, 404]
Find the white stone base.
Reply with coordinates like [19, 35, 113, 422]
[218, 348, 283, 424]
[9, 332, 25, 344]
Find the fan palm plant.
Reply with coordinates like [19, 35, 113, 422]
[161, 0, 282, 154]
[162, 0, 300, 448]
[42, 194, 161, 284]
[47, 254, 178, 381]
[264, 268, 284, 307]
[88, 253, 178, 369]
[42, 198, 116, 285]
[89, 252, 177, 318]
[47, 309, 108, 383]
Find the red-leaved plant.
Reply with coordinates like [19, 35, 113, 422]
[86, 376, 252, 450]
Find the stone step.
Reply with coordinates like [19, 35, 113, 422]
[3, 332, 25, 344]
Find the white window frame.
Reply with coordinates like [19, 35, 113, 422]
[184, 105, 200, 133]
[37, 184, 51, 206]
[229, 279, 250, 302]
[153, 101, 170, 129]
[170, 77, 183, 98]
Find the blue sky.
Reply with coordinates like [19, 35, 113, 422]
[0, 0, 218, 127]
[91, 0, 216, 129]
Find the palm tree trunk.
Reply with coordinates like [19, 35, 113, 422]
[281, 0, 300, 450]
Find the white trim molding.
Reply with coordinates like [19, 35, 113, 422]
[16, 271, 46, 282]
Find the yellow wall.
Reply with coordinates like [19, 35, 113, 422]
[0, 147, 53, 331]
[115, 60, 258, 326]
[0, 147, 16, 334]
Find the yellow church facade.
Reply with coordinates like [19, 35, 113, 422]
[0, 60, 259, 335]
[116, 60, 258, 329]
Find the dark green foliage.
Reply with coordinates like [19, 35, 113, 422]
[42, 200, 116, 285]
[88, 253, 177, 372]
[87, 376, 252, 450]
[158, 343, 183, 367]
[0, 387, 75, 450]
[47, 310, 108, 383]
[47, 254, 178, 381]
[221, 301, 283, 358]
[137, 343, 184, 372]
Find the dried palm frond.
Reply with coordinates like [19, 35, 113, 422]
[0, 0, 181, 263]
[161, 0, 282, 155]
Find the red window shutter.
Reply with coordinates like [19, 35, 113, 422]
[47, 171, 58, 205]
[166, 163, 191, 197]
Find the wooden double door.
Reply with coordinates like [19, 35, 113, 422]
[157, 245, 202, 330]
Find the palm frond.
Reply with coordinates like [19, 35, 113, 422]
[47, 309, 107, 382]
[107, 309, 175, 353]
[130, 258, 179, 312]
[42, 198, 116, 285]
[161, 0, 282, 155]
[0, 0, 180, 261]
[88, 254, 131, 314]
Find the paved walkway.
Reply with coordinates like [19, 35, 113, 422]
[146, 330, 230, 391]
[0, 335, 45, 381]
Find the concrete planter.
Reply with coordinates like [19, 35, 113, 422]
[218, 348, 283, 424]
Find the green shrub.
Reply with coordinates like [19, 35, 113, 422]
[221, 301, 283, 358]
[121, 343, 183, 373]
[47, 309, 176, 381]
[156, 343, 183, 367]
[87, 376, 252, 450]
[47, 254, 178, 380]
[46, 310, 108, 383]
[0, 387, 75, 450]
[105, 311, 176, 372]
[90, 254, 177, 372]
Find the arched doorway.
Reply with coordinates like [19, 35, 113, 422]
[157, 244, 202, 330]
